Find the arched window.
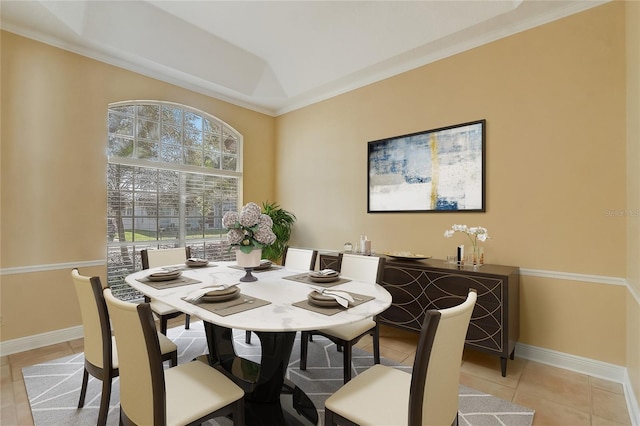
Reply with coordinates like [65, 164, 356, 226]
[107, 101, 242, 299]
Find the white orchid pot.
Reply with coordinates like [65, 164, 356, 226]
[236, 248, 262, 268]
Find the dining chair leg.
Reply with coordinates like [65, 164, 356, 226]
[160, 316, 168, 335]
[245, 330, 252, 344]
[232, 398, 245, 425]
[185, 314, 191, 329]
[300, 332, 310, 371]
[373, 324, 381, 364]
[97, 374, 112, 426]
[343, 343, 352, 383]
[325, 408, 336, 426]
[77, 368, 89, 408]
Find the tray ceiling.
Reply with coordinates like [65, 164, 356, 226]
[1, 0, 608, 115]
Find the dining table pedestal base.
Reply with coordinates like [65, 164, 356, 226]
[243, 379, 317, 426]
[240, 267, 258, 282]
[203, 322, 318, 425]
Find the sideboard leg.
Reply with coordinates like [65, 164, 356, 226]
[500, 357, 507, 377]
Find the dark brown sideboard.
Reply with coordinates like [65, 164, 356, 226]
[319, 253, 520, 377]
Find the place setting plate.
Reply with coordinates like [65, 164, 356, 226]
[138, 270, 201, 288]
[182, 284, 242, 303]
[293, 289, 373, 315]
[184, 285, 272, 316]
[200, 286, 241, 303]
[385, 252, 431, 261]
[283, 269, 350, 286]
[185, 258, 210, 267]
[307, 291, 342, 307]
[252, 259, 273, 270]
[147, 270, 183, 281]
[307, 269, 340, 283]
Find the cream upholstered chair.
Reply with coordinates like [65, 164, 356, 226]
[141, 247, 192, 334]
[337, 253, 382, 283]
[299, 253, 385, 383]
[324, 289, 477, 426]
[245, 246, 319, 343]
[103, 288, 245, 426]
[281, 246, 318, 271]
[71, 269, 177, 426]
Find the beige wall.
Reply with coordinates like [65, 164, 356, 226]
[0, 31, 276, 340]
[626, 0, 640, 409]
[1, 0, 637, 401]
[276, 2, 628, 365]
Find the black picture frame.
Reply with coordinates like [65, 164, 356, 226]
[367, 119, 486, 213]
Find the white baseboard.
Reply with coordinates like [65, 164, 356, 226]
[517, 342, 639, 425]
[623, 369, 640, 426]
[516, 342, 627, 382]
[0, 326, 83, 356]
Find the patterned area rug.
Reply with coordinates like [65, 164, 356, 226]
[23, 321, 534, 425]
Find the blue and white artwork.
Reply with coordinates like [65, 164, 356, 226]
[368, 120, 485, 212]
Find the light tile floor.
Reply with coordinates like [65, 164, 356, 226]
[1, 318, 632, 426]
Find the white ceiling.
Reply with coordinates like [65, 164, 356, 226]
[1, 0, 608, 116]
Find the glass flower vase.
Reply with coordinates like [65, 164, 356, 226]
[470, 245, 484, 267]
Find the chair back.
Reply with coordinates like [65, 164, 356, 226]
[141, 247, 190, 269]
[104, 288, 163, 425]
[71, 269, 111, 370]
[338, 253, 385, 283]
[282, 247, 318, 271]
[409, 289, 477, 426]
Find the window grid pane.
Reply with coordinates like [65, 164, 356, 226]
[109, 102, 241, 171]
[107, 102, 241, 299]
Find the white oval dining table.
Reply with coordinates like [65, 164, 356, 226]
[125, 261, 392, 425]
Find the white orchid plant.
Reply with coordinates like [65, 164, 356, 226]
[444, 224, 490, 259]
[222, 202, 277, 254]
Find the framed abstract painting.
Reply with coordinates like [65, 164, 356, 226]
[367, 120, 486, 213]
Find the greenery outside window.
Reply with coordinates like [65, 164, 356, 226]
[107, 101, 242, 300]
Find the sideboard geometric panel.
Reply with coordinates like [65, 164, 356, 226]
[319, 253, 519, 377]
[380, 260, 519, 377]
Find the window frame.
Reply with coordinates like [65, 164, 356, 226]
[106, 101, 243, 299]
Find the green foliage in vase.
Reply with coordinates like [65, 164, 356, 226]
[261, 201, 296, 263]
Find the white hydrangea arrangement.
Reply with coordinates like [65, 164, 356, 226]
[223, 202, 277, 254]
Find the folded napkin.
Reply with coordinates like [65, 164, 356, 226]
[312, 288, 354, 308]
[159, 266, 183, 272]
[183, 283, 239, 302]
